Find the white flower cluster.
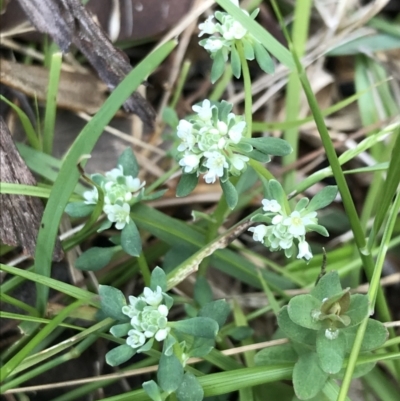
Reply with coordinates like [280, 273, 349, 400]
[249, 199, 319, 261]
[177, 99, 249, 184]
[122, 286, 171, 349]
[83, 165, 145, 230]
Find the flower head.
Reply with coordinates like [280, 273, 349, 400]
[198, 2, 274, 82]
[104, 202, 130, 230]
[83, 187, 98, 205]
[248, 182, 330, 261]
[176, 100, 250, 184]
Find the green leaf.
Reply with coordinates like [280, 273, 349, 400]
[189, 337, 215, 358]
[227, 326, 254, 341]
[242, 39, 255, 60]
[106, 344, 136, 366]
[0, 95, 40, 150]
[245, 149, 271, 162]
[176, 173, 199, 197]
[255, 343, 297, 365]
[143, 380, 162, 401]
[345, 294, 369, 327]
[65, 202, 94, 218]
[293, 352, 329, 400]
[307, 224, 329, 237]
[137, 338, 154, 353]
[194, 277, 213, 307]
[310, 271, 343, 301]
[121, 220, 142, 257]
[118, 147, 139, 178]
[162, 334, 177, 356]
[198, 299, 231, 329]
[333, 355, 376, 379]
[287, 295, 322, 330]
[142, 189, 168, 201]
[157, 353, 184, 393]
[307, 186, 338, 212]
[176, 372, 204, 401]
[342, 319, 388, 352]
[244, 137, 292, 156]
[295, 197, 309, 211]
[278, 306, 317, 345]
[327, 33, 400, 56]
[220, 179, 238, 209]
[150, 266, 167, 292]
[316, 330, 346, 374]
[98, 285, 127, 321]
[171, 317, 219, 338]
[215, 100, 234, 121]
[97, 219, 113, 232]
[231, 45, 241, 78]
[162, 107, 179, 128]
[253, 41, 274, 74]
[75, 246, 118, 271]
[110, 323, 132, 338]
[211, 50, 225, 83]
[267, 180, 286, 207]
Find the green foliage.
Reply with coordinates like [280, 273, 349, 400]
[105, 344, 136, 367]
[158, 353, 184, 393]
[64, 201, 94, 218]
[256, 270, 388, 400]
[75, 246, 119, 271]
[150, 266, 167, 292]
[98, 285, 128, 322]
[220, 179, 238, 209]
[176, 372, 204, 401]
[171, 317, 219, 338]
[176, 173, 199, 197]
[118, 147, 139, 178]
[121, 220, 142, 257]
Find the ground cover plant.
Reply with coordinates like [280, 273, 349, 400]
[1, 0, 400, 400]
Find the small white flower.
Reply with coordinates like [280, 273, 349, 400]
[203, 151, 228, 183]
[228, 121, 246, 143]
[217, 120, 228, 135]
[203, 38, 225, 53]
[283, 211, 307, 236]
[177, 120, 196, 151]
[155, 327, 170, 341]
[297, 240, 313, 260]
[325, 328, 339, 340]
[104, 202, 130, 230]
[192, 99, 214, 121]
[248, 224, 268, 243]
[142, 286, 163, 307]
[198, 15, 217, 37]
[222, 19, 247, 41]
[106, 165, 124, 181]
[83, 187, 98, 204]
[122, 295, 141, 318]
[125, 177, 145, 194]
[271, 214, 284, 225]
[126, 329, 146, 349]
[179, 154, 201, 173]
[230, 154, 249, 171]
[158, 304, 169, 317]
[262, 199, 281, 213]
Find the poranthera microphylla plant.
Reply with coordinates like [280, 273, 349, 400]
[63, 1, 388, 400]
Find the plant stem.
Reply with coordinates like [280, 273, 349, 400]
[236, 41, 252, 137]
[138, 251, 151, 286]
